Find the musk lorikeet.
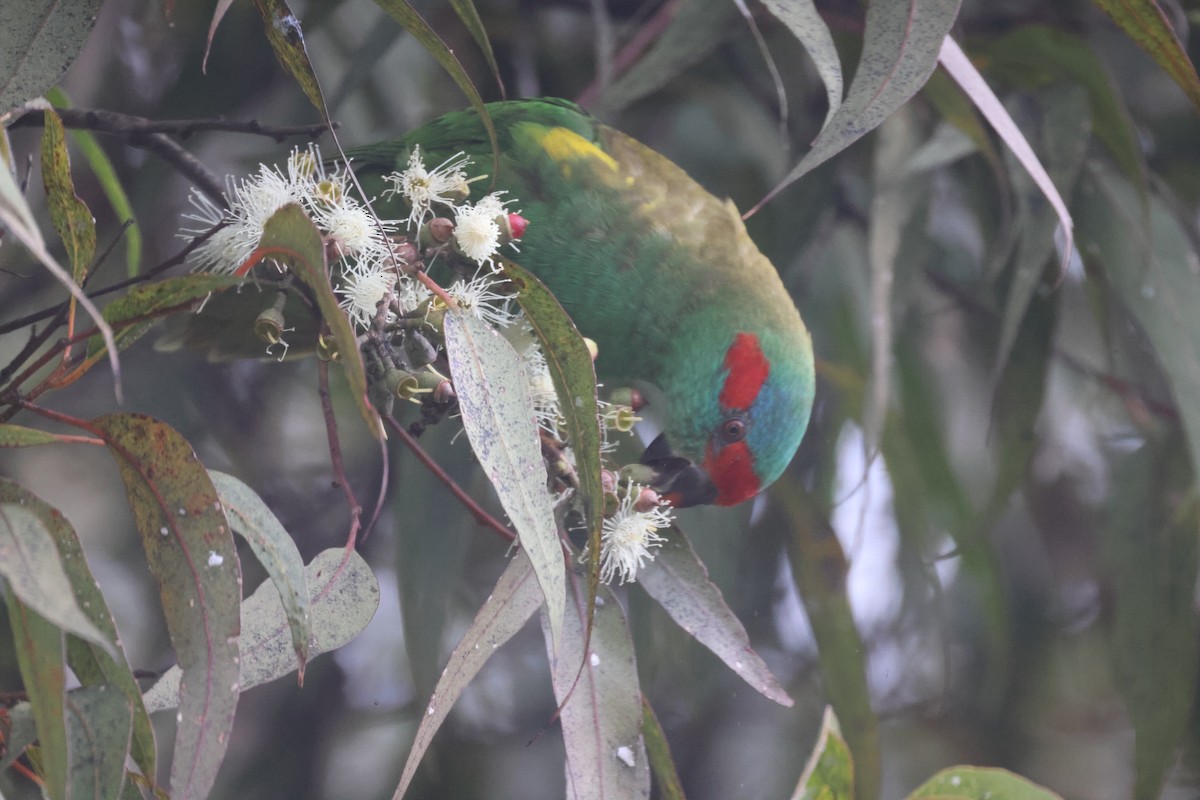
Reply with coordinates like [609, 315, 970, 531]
[351, 98, 815, 507]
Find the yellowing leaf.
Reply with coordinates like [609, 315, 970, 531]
[95, 413, 240, 800]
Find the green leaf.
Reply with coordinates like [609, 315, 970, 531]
[394, 424, 472, 701]
[501, 257, 603, 636]
[907, 766, 1064, 799]
[1090, 0, 1200, 114]
[1102, 443, 1198, 800]
[790, 707, 854, 800]
[94, 413, 241, 800]
[250, 0, 330, 121]
[760, 0, 843, 126]
[0, 124, 119, 395]
[0, 478, 155, 779]
[641, 697, 685, 800]
[443, 306, 565, 653]
[637, 525, 792, 706]
[542, 578, 649, 799]
[154, 278, 320, 361]
[65, 685, 133, 800]
[39, 108, 95, 285]
[86, 273, 246, 362]
[0, 424, 72, 447]
[144, 547, 378, 714]
[0, 700, 38, 775]
[0, 504, 113, 652]
[755, 0, 962, 210]
[939, 36, 1074, 278]
[975, 25, 1143, 187]
[775, 483, 878, 800]
[257, 203, 384, 438]
[991, 83, 1090, 384]
[208, 470, 311, 675]
[1076, 162, 1200, 479]
[448, 0, 504, 97]
[0, 1, 103, 112]
[372, 0, 498, 168]
[392, 550, 543, 799]
[5, 591, 68, 800]
[46, 87, 142, 277]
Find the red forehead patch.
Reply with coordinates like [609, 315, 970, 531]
[719, 332, 769, 411]
[706, 440, 760, 506]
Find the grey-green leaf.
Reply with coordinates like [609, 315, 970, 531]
[637, 526, 792, 706]
[0, 478, 155, 780]
[209, 470, 312, 674]
[755, 0, 961, 211]
[143, 547, 378, 714]
[0, 1, 102, 112]
[65, 685, 133, 800]
[1077, 162, 1200, 477]
[443, 307, 565, 653]
[0, 503, 113, 653]
[760, 0, 843, 126]
[543, 580, 649, 799]
[392, 551, 544, 800]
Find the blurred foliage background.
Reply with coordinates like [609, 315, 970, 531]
[3, 0, 1200, 798]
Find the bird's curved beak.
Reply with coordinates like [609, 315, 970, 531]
[639, 433, 718, 508]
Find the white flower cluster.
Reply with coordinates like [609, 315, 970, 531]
[599, 481, 673, 585]
[382, 145, 515, 269]
[182, 144, 522, 336]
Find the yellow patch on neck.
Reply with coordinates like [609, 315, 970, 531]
[534, 126, 619, 177]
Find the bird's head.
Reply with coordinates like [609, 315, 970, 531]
[641, 326, 814, 508]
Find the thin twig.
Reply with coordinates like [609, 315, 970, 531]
[8, 108, 332, 141]
[133, 132, 226, 203]
[384, 412, 516, 543]
[318, 355, 362, 548]
[0, 222, 223, 338]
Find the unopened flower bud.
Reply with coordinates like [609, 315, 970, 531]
[390, 240, 421, 271]
[420, 217, 455, 247]
[608, 387, 647, 412]
[403, 331, 439, 368]
[505, 212, 528, 240]
[601, 469, 618, 495]
[583, 337, 599, 361]
[634, 487, 663, 513]
[618, 463, 658, 488]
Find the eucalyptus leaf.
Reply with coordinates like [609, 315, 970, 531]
[443, 306, 565, 653]
[754, 0, 961, 210]
[542, 580, 649, 800]
[790, 707, 854, 800]
[908, 766, 1064, 799]
[95, 413, 241, 800]
[0, 1, 102, 112]
[209, 471, 312, 675]
[0, 504, 113, 652]
[392, 551, 543, 799]
[638, 526, 792, 706]
[144, 547, 378, 714]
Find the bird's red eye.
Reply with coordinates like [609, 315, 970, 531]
[722, 417, 747, 443]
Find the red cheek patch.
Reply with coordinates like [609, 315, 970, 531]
[720, 332, 769, 411]
[706, 441, 760, 506]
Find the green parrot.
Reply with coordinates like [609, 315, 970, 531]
[352, 98, 814, 507]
